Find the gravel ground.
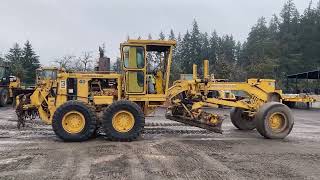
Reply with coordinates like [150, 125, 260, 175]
[0, 106, 319, 180]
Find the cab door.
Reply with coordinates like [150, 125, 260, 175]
[122, 45, 146, 94]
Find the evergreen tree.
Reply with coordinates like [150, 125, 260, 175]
[112, 57, 122, 73]
[159, 31, 165, 40]
[190, 20, 203, 70]
[180, 30, 192, 73]
[200, 32, 210, 61]
[22, 40, 40, 84]
[208, 31, 219, 69]
[168, 29, 175, 40]
[279, 0, 302, 75]
[5, 43, 25, 79]
[240, 17, 279, 79]
[0, 54, 4, 64]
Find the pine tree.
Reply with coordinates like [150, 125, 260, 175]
[200, 32, 209, 60]
[209, 31, 219, 68]
[279, 0, 302, 75]
[22, 40, 40, 84]
[0, 54, 4, 64]
[190, 19, 202, 69]
[112, 57, 122, 73]
[180, 30, 192, 73]
[168, 29, 175, 40]
[5, 43, 25, 79]
[159, 31, 165, 40]
[148, 34, 152, 40]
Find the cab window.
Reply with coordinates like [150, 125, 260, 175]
[126, 71, 144, 93]
[123, 46, 145, 69]
[38, 70, 57, 80]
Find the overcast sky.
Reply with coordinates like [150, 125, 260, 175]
[0, 0, 314, 65]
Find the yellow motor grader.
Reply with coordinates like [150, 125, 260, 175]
[0, 64, 28, 106]
[16, 40, 294, 141]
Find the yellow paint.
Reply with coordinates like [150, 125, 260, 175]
[112, 110, 135, 133]
[62, 111, 85, 134]
[126, 71, 144, 93]
[193, 64, 198, 80]
[93, 96, 113, 105]
[155, 71, 164, 94]
[203, 60, 209, 79]
[268, 112, 286, 132]
[77, 79, 89, 102]
[128, 94, 166, 102]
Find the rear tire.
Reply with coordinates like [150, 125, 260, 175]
[52, 101, 97, 142]
[255, 102, 294, 139]
[0, 88, 9, 107]
[102, 100, 145, 141]
[230, 108, 255, 130]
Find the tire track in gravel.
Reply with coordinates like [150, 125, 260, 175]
[74, 148, 92, 180]
[57, 148, 76, 179]
[153, 139, 224, 179]
[155, 139, 247, 180]
[137, 139, 183, 180]
[24, 154, 47, 174]
[127, 153, 146, 179]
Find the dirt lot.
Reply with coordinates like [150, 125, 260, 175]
[0, 107, 319, 180]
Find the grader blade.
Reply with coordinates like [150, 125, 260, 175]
[165, 111, 223, 134]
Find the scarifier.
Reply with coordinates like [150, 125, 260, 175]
[16, 40, 294, 141]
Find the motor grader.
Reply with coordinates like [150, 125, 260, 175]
[0, 64, 29, 106]
[16, 40, 294, 142]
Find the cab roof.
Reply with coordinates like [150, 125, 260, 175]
[124, 39, 176, 46]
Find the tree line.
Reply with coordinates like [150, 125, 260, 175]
[2, 0, 320, 89]
[114, 0, 320, 90]
[0, 41, 40, 85]
[0, 41, 97, 84]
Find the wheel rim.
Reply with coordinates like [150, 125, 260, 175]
[62, 111, 86, 134]
[112, 110, 135, 133]
[268, 112, 287, 132]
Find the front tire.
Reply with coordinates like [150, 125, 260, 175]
[255, 102, 294, 139]
[52, 101, 97, 142]
[230, 108, 255, 130]
[103, 100, 145, 141]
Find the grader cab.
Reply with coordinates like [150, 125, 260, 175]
[16, 40, 294, 142]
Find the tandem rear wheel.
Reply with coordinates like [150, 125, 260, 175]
[102, 100, 145, 142]
[255, 102, 294, 139]
[230, 108, 256, 130]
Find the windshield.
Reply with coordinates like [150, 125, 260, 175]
[0, 66, 5, 78]
[123, 46, 145, 69]
[37, 69, 57, 80]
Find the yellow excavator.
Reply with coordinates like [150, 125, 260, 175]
[16, 40, 294, 141]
